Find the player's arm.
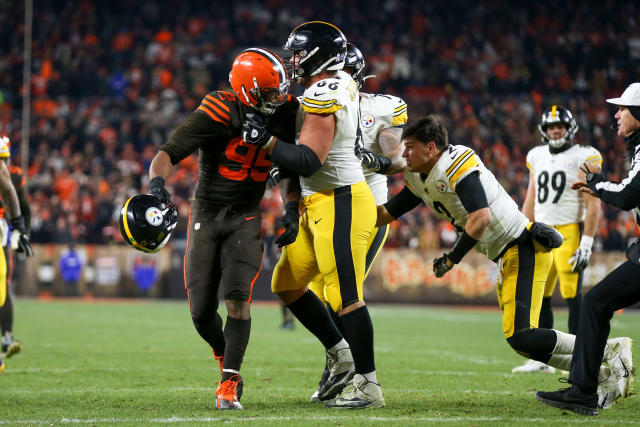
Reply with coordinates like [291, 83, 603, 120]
[447, 171, 491, 264]
[274, 176, 302, 248]
[574, 155, 640, 210]
[149, 111, 223, 202]
[376, 185, 423, 227]
[0, 162, 32, 256]
[360, 127, 406, 175]
[15, 183, 31, 235]
[522, 171, 536, 221]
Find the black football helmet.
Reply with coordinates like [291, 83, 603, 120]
[119, 194, 178, 253]
[538, 105, 579, 153]
[344, 43, 366, 89]
[283, 21, 347, 79]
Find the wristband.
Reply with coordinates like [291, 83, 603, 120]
[150, 176, 166, 189]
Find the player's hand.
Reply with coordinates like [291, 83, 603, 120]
[242, 113, 274, 148]
[573, 160, 602, 191]
[569, 236, 593, 272]
[268, 164, 281, 188]
[9, 216, 34, 257]
[149, 176, 171, 204]
[275, 201, 300, 248]
[433, 254, 453, 278]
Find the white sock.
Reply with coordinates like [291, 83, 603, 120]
[362, 371, 378, 384]
[547, 354, 572, 371]
[327, 339, 349, 356]
[552, 329, 576, 354]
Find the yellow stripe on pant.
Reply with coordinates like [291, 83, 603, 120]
[496, 229, 554, 338]
[271, 181, 376, 312]
[0, 246, 6, 307]
[543, 222, 583, 299]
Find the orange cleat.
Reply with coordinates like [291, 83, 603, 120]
[215, 375, 243, 410]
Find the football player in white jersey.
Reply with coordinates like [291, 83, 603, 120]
[513, 106, 602, 374]
[306, 43, 407, 402]
[242, 22, 384, 409]
[375, 115, 629, 406]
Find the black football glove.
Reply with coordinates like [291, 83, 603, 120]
[9, 216, 34, 257]
[359, 147, 392, 174]
[268, 164, 281, 188]
[149, 176, 171, 204]
[433, 254, 453, 278]
[242, 113, 274, 148]
[275, 201, 300, 248]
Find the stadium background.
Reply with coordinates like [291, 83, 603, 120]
[1, 0, 639, 304]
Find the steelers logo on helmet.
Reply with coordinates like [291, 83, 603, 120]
[119, 194, 178, 253]
[145, 207, 163, 226]
[538, 105, 579, 154]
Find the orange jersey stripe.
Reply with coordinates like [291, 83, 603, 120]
[201, 99, 231, 122]
[197, 105, 229, 125]
[205, 94, 231, 113]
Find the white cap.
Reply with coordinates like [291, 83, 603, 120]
[606, 83, 640, 106]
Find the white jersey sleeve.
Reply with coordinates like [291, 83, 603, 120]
[359, 93, 408, 204]
[528, 144, 602, 226]
[404, 145, 528, 260]
[297, 71, 364, 197]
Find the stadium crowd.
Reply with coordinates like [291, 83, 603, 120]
[1, 0, 639, 266]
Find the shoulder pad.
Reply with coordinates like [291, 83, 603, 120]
[368, 94, 408, 127]
[582, 146, 603, 165]
[301, 79, 345, 114]
[444, 145, 480, 189]
[196, 91, 237, 126]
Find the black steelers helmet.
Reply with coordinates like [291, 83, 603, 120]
[283, 21, 347, 79]
[538, 105, 579, 153]
[119, 194, 178, 253]
[344, 43, 366, 89]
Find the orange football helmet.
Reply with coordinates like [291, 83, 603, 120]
[229, 48, 290, 115]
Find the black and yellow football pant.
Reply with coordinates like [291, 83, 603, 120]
[272, 181, 376, 312]
[309, 223, 389, 305]
[543, 223, 583, 299]
[0, 244, 6, 307]
[496, 227, 554, 339]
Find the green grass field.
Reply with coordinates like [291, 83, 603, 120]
[2, 298, 639, 425]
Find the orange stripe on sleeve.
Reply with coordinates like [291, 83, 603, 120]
[197, 105, 229, 125]
[205, 95, 231, 113]
[201, 99, 231, 122]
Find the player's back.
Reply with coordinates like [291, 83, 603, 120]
[404, 144, 528, 260]
[527, 144, 602, 226]
[359, 92, 407, 204]
[297, 70, 364, 197]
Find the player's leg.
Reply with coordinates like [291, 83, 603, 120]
[272, 207, 350, 397]
[556, 223, 583, 334]
[0, 245, 4, 372]
[215, 207, 265, 410]
[0, 245, 18, 358]
[183, 202, 226, 370]
[317, 183, 384, 409]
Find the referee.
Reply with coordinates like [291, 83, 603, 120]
[537, 83, 640, 415]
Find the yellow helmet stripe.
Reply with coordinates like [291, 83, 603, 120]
[551, 105, 557, 118]
[122, 196, 146, 251]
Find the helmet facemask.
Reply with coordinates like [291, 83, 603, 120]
[248, 78, 290, 115]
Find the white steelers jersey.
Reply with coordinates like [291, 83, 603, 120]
[297, 70, 364, 197]
[526, 144, 602, 226]
[404, 145, 528, 260]
[359, 93, 408, 204]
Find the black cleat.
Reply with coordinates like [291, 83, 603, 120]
[536, 385, 598, 416]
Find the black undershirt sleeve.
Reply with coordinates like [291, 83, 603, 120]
[456, 171, 489, 213]
[160, 111, 227, 165]
[270, 141, 322, 178]
[383, 186, 423, 218]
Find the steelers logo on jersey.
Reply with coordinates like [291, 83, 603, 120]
[145, 207, 164, 227]
[361, 114, 375, 128]
[436, 179, 448, 193]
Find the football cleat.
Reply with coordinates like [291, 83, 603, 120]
[604, 337, 634, 398]
[311, 367, 331, 402]
[0, 357, 4, 374]
[512, 359, 556, 374]
[597, 366, 622, 409]
[536, 385, 598, 416]
[325, 374, 385, 409]
[1, 334, 22, 358]
[317, 348, 354, 401]
[215, 375, 243, 410]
